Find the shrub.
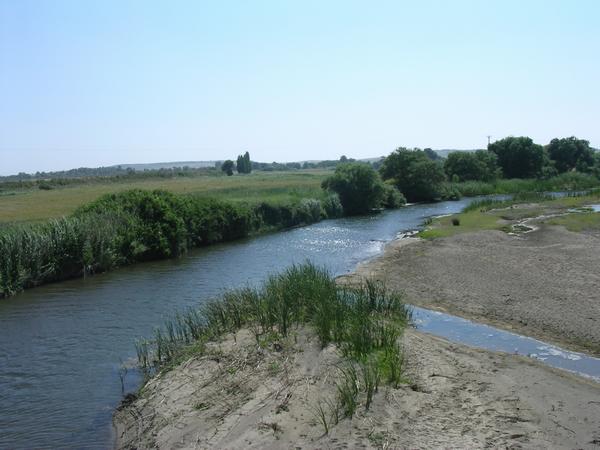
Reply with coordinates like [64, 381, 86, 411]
[382, 184, 406, 208]
[379, 148, 446, 202]
[444, 150, 501, 182]
[322, 163, 386, 215]
[321, 193, 344, 218]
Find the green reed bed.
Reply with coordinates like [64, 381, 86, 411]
[0, 189, 343, 298]
[448, 172, 600, 197]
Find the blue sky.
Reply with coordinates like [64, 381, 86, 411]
[1, 0, 599, 175]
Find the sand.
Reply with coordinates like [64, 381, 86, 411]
[343, 224, 600, 355]
[114, 327, 600, 449]
[114, 221, 600, 449]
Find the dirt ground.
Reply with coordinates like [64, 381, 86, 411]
[344, 224, 600, 355]
[114, 327, 600, 449]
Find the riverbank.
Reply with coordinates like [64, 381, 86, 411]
[114, 203, 600, 447]
[114, 327, 600, 449]
[343, 201, 600, 355]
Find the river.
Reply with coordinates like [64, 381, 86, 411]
[1, 197, 599, 449]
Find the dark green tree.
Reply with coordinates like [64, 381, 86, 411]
[379, 148, 446, 202]
[444, 150, 500, 182]
[547, 137, 594, 173]
[424, 148, 440, 160]
[488, 137, 544, 178]
[221, 160, 235, 176]
[244, 151, 252, 173]
[321, 163, 386, 215]
[236, 151, 252, 174]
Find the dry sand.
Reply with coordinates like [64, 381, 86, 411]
[343, 224, 600, 355]
[114, 221, 600, 449]
[114, 327, 600, 449]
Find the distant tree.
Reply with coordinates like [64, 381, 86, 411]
[339, 155, 348, 162]
[321, 163, 386, 215]
[379, 148, 446, 202]
[547, 137, 594, 173]
[236, 155, 245, 174]
[222, 160, 235, 176]
[244, 151, 251, 173]
[424, 148, 440, 160]
[488, 137, 545, 178]
[444, 150, 500, 182]
[236, 151, 252, 174]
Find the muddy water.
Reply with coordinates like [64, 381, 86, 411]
[1, 196, 599, 449]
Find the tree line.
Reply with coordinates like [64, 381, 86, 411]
[322, 136, 600, 214]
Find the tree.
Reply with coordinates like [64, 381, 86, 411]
[379, 148, 446, 202]
[236, 151, 252, 174]
[444, 150, 500, 182]
[321, 163, 386, 215]
[488, 137, 544, 178]
[424, 148, 440, 160]
[547, 137, 594, 173]
[221, 160, 235, 176]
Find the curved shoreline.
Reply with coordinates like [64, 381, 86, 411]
[341, 225, 600, 356]
[114, 222, 600, 448]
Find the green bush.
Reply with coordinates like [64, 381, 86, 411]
[444, 150, 501, 182]
[382, 184, 406, 208]
[1, 189, 344, 297]
[379, 148, 446, 202]
[322, 163, 386, 215]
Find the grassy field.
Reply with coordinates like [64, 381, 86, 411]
[0, 170, 331, 223]
[419, 191, 600, 239]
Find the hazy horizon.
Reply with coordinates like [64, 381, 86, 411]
[1, 0, 599, 175]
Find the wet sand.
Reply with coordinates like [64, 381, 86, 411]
[114, 221, 600, 449]
[343, 224, 600, 355]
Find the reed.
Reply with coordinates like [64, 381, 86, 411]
[0, 189, 342, 298]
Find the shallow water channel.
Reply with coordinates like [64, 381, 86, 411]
[1, 197, 599, 449]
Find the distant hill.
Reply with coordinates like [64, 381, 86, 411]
[113, 161, 217, 171]
[434, 149, 480, 159]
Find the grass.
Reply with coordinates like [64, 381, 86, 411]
[134, 263, 410, 434]
[447, 172, 600, 197]
[0, 170, 331, 223]
[546, 211, 600, 232]
[419, 190, 600, 239]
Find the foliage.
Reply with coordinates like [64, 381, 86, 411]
[322, 163, 386, 215]
[488, 136, 545, 178]
[135, 262, 410, 386]
[547, 137, 594, 173]
[382, 183, 406, 208]
[423, 148, 440, 160]
[236, 152, 252, 174]
[447, 172, 600, 197]
[444, 150, 500, 182]
[221, 160, 235, 176]
[379, 148, 446, 202]
[0, 189, 341, 297]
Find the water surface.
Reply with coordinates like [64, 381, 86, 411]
[1, 196, 599, 449]
[0, 199, 471, 449]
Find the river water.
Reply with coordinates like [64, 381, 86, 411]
[1, 198, 599, 449]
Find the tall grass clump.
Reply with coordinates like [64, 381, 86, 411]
[133, 263, 411, 435]
[135, 263, 410, 389]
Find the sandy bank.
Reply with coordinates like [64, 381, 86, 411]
[342, 224, 600, 355]
[114, 326, 600, 449]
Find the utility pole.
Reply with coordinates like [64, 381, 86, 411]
[486, 135, 492, 147]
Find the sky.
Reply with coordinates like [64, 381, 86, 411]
[0, 0, 599, 175]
